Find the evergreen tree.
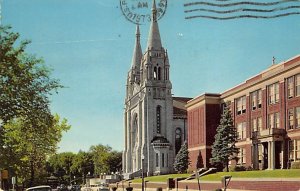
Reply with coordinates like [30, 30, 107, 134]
[210, 102, 238, 172]
[173, 141, 190, 173]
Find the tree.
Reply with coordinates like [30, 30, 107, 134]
[89, 144, 112, 175]
[107, 151, 122, 173]
[210, 102, 238, 172]
[173, 141, 190, 173]
[0, 115, 70, 186]
[196, 151, 204, 169]
[0, 25, 66, 186]
[0, 25, 62, 124]
[47, 152, 76, 183]
[71, 151, 94, 183]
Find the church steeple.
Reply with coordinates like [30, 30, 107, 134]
[132, 25, 142, 69]
[147, 0, 162, 50]
[130, 25, 142, 84]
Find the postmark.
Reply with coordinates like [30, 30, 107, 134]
[120, 0, 167, 25]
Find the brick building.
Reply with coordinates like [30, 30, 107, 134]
[187, 55, 300, 170]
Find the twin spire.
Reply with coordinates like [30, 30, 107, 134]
[131, 25, 142, 69]
[130, 0, 163, 82]
[147, 0, 162, 50]
[132, 0, 162, 70]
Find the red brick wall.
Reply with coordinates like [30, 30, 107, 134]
[245, 144, 252, 167]
[262, 88, 267, 130]
[188, 106, 205, 148]
[188, 103, 220, 170]
[189, 150, 198, 170]
[119, 179, 300, 191]
[287, 96, 300, 108]
[205, 104, 221, 146]
[189, 148, 209, 170]
[177, 180, 300, 191]
[280, 81, 286, 130]
[227, 180, 300, 191]
[188, 104, 205, 171]
[284, 55, 300, 67]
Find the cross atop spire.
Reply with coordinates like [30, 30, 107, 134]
[152, 0, 157, 22]
[136, 24, 140, 37]
[147, 0, 162, 50]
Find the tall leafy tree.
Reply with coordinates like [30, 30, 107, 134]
[210, 102, 238, 172]
[107, 151, 122, 173]
[0, 26, 62, 124]
[89, 144, 112, 175]
[47, 152, 76, 183]
[0, 26, 68, 186]
[0, 115, 70, 186]
[71, 151, 94, 183]
[173, 141, 190, 173]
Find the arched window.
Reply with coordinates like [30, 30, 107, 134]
[158, 67, 161, 80]
[175, 128, 182, 154]
[154, 67, 157, 80]
[156, 106, 161, 134]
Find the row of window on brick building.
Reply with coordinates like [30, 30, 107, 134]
[234, 74, 300, 140]
[236, 74, 300, 115]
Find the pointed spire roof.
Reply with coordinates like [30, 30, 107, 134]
[131, 25, 142, 69]
[147, 0, 162, 50]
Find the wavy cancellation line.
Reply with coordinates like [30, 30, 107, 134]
[185, 6, 300, 14]
[185, 12, 300, 20]
[184, 0, 300, 19]
[184, 0, 300, 7]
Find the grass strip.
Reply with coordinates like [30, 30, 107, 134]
[128, 170, 300, 183]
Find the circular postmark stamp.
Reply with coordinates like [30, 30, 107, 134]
[120, 0, 167, 25]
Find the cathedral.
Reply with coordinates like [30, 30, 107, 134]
[122, 1, 191, 177]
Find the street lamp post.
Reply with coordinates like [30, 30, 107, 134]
[141, 155, 145, 191]
[144, 180, 149, 191]
[222, 175, 232, 191]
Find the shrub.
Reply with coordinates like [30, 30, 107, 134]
[291, 161, 300, 169]
[246, 166, 253, 171]
[223, 166, 229, 172]
[236, 165, 246, 171]
[187, 168, 194, 174]
[228, 165, 246, 172]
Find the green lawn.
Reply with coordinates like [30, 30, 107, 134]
[129, 170, 300, 183]
[200, 169, 300, 181]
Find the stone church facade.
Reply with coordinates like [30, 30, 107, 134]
[122, 1, 191, 177]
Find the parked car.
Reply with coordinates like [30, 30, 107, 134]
[26, 185, 52, 191]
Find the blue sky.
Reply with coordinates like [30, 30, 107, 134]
[3, 0, 300, 153]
